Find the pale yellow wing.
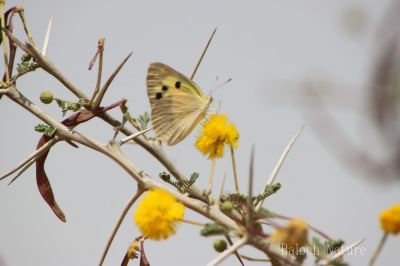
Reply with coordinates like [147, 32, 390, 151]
[146, 62, 212, 145]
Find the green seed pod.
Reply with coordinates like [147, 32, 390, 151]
[39, 91, 54, 104]
[220, 201, 234, 212]
[213, 239, 227, 252]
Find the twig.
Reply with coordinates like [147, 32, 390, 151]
[92, 51, 132, 109]
[181, 219, 206, 227]
[5, 31, 87, 99]
[324, 238, 365, 263]
[256, 124, 305, 211]
[8, 139, 77, 185]
[369, 234, 387, 266]
[270, 212, 332, 240]
[90, 38, 105, 106]
[206, 236, 247, 266]
[215, 173, 226, 208]
[98, 187, 145, 266]
[3, 81, 284, 263]
[206, 158, 217, 195]
[230, 145, 239, 193]
[41, 17, 52, 56]
[249, 236, 303, 266]
[1, 0, 10, 81]
[6, 31, 207, 202]
[17, 7, 37, 48]
[239, 254, 270, 262]
[8, 158, 35, 185]
[224, 234, 245, 266]
[190, 28, 217, 79]
[246, 146, 255, 226]
[0, 137, 59, 181]
[0, 87, 10, 93]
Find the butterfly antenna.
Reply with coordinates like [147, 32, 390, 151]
[190, 28, 217, 79]
[209, 78, 232, 96]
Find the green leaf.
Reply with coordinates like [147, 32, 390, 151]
[295, 252, 307, 264]
[310, 237, 326, 258]
[328, 259, 349, 266]
[35, 124, 57, 137]
[137, 112, 150, 130]
[325, 239, 344, 254]
[200, 223, 227, 236]
[54, 98, 84, 116]
[16, 54, 38, 75]
[253, 183, 281, 205]
[158, 171, 199, 193]
[159, 172, 171, 182]
[255, 207, 274, 219]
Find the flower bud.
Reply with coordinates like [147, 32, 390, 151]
[213, 239, 227, 252]
[221, 201, 233, 212]
[39, 91, 54, 104]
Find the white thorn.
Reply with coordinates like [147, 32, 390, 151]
[328, 238, 365, 262]
[119, 128, 152, 145]
[41, 17, 53, 56]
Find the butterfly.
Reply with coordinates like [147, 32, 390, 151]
[146, 62, 212, 146]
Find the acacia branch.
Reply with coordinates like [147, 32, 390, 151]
[3, 84, 300, 263]
[3, 84, 242, 233]
[0, 136, 59, 181]
[98, 187, 145, 266]
[5, 30, 207, 201]
[206, 236, 247, 266]
[2, 32, 315, 266]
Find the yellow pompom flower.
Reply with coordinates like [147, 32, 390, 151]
[380, 203, 400, 234]
[196, 114, 239, 159]
[270, 218, 309, 250]
[134, 188, 185, 240]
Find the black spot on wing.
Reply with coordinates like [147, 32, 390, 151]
[162, 85, 169, 91]
[175, 81, 181, 89]
[155, 92, 163, 99]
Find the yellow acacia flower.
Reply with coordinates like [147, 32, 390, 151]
[134, 188, 185, 240]
[270, 218, 308, 250]
[380, 203, 400, 234]
[196, 114, 239, 159]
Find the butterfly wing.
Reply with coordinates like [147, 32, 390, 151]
[147, 62, 211, 145]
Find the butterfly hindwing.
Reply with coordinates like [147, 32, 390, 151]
[146, 62, 211, 145]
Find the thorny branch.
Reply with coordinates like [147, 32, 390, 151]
[5, 29, 207, 202]
[0, 4, 365, 266]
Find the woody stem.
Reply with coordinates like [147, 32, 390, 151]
[230, 145, 239, 193]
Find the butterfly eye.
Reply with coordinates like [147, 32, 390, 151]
[162, 85, 169, 91]
[155, 92, 163, 99]
[175, 81, 181, 89]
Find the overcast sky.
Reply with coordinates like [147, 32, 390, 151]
[1, 0, 399, 265]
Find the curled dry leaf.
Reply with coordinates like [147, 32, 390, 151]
[35, 99, 126, 222]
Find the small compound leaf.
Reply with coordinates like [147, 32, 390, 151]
[201, 223, 227, 236]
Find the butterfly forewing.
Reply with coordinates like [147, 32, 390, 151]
[146, 62, 211, 145]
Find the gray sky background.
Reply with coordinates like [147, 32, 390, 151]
[1, 0, 399, 265]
